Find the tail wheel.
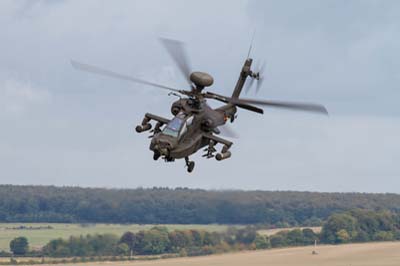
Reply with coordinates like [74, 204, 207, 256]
[153, 151, 161, 161]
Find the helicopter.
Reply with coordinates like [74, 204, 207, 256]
[71, 38, 328, 172]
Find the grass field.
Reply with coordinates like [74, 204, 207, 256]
[0, 223, 231, 251]
[37, 242, 400, 266]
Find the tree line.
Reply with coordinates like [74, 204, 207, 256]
[23, 226, 317, 258]
[6, 209, 400, 259]
[1, 185, 400, 225]
[320, 209, 400, 243]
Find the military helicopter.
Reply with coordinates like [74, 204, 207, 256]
[71, 38, 328, 172]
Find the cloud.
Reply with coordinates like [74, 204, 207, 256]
[0, 79, 50, 116]
[2, 113, 398, 193]
[0, 0, 398, 192]
[246, 0, 400, 115]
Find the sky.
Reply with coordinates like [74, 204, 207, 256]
[0, 0, 399, 192]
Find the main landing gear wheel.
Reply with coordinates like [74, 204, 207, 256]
[185, 157, 195, 173]
[187, 161, 195, 173]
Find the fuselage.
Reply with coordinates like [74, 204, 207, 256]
[150, 99, 236, 159]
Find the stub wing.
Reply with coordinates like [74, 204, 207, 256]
[145, 113, 170, 124]
[202, 133, 232, 161]
[202, 133, 233, 148]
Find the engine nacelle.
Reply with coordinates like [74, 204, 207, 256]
[201, 119, 214, 132]
[202, 119, 213, 128]
[171, 101, 183, 116]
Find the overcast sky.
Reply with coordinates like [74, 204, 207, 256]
[1, 0, 399, 192]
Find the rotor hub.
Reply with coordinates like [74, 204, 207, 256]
[190, 72, 213, 88]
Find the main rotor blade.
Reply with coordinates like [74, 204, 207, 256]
[204, 91, 327, 115]
[231, 98, 328, 115]
[235, 102, 264, 114]
[204, 92, 264, 114]
[159, 38, 192, 86]
[71, 60, 183, 93]
[203, 91, 230, 103]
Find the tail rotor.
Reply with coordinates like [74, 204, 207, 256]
[245, 59, 266, 94]
[256, 60, 266, 93]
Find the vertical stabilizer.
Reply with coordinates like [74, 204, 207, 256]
[231, 58, 253, 98]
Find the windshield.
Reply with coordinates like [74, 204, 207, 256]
[162, 116, 184, 138]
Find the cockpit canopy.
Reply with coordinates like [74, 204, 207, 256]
[162, 112, 193, 138]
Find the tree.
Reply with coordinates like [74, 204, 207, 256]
[87, 234, 119, 256]
[253, 235, 270, 249]
[270, 234, 286, 248]
[116, 243, 129, 255]
[10, 237, 29, 255]
[235, 227, 257, 244]
[373, 231, 394, 241]
[120, 232, 136, 254]
[394, 231, 400, 240]
[190, 230, 204, 247]
[320, 213, 358, 244]
[353, 229, 370, 242]
[286, 229, 303, 246]
[169, 230, 192, 251]
[42, 238, 68, 257]
[203, 232, 221, 246]
[141, 228, 170, 254]
[336, 229, 350, 243]
[302, 228, 317, 245]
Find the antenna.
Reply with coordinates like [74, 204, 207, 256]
[247, 29, 256, 59]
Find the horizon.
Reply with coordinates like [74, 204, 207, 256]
[0, 183, 399, 195]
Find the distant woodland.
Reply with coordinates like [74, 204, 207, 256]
[1, 185, 400, 225]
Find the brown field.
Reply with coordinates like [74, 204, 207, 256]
[258, 226, 322, 236]
[38, 241, 400, 266]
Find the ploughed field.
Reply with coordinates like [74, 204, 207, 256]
[44, 242, 400, 266]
